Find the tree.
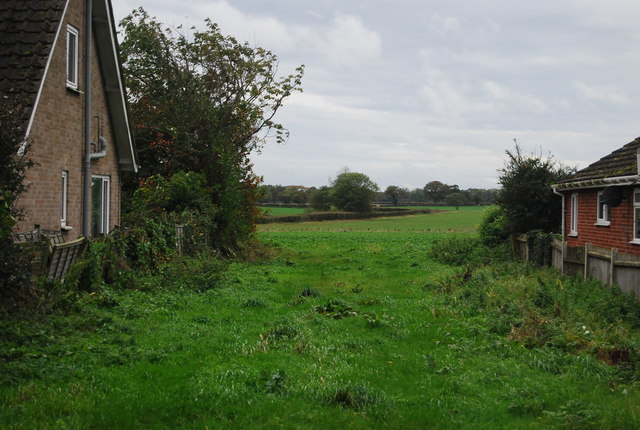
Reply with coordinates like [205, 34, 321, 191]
[309, 186, 332, 211]
[119, 9, 304, 251]
[384, 185, 408, 206]
[330, 171, 379, 212]
[0, 95, 34, 302]
[423, 181, 458, 203]
[444, 192, 468, 210]
[496, 144, 574, 234]
[281, 185, 310, 204]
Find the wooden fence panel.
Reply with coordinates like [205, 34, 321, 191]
[513, 235, 640, 300]
[46, 237, 87, 281]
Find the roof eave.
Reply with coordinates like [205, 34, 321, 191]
[552, 175, 640, 192]
[93, 0, 138, 172]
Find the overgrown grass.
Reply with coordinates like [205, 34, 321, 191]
[2, 208, 640, 428]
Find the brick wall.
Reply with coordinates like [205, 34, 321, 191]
[15, 0, 123, 240]
[565, 188, 640, 255]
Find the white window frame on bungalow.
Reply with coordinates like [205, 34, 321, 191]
[91, 175, 110, 236]
[66, 25, 79, 89]
[569, 192, 578, 236]
[596, 190, 610, 226]
[632, 189, 640, 244]
[61, 170, 70, 229]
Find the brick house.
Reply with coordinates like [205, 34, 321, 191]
[552, 137, 640, 255]
[0, 0, 137, 240]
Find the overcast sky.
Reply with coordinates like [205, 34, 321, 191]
[112, 0, 640, 190]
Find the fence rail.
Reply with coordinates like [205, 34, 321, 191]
[514, 234, 640, 299]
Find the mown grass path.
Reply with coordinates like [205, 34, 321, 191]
[1, 209, 639, 428]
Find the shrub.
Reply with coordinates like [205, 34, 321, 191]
[0, 95, 35, 308]
[495, 144, 574, 235]
[479, 206, 509, 246]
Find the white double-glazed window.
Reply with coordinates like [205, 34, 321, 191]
[596, 191, 610, 226]
[634, 189, 640, 242]
[569, 193, 578, 235]
[66, 25, 79, 89]
[61, 171, 68, 227]
[91, 175, 110, 236]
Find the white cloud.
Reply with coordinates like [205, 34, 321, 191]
[312, 15, 382, 67]
[574, 81, 631, 106]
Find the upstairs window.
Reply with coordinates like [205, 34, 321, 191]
[66, 25, 79, 89]
[569, 193, 578, 235]
[596, 191, 610, 226]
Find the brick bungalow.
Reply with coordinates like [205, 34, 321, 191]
[552, 137, 640, 256]
[0, 0, 137, 240]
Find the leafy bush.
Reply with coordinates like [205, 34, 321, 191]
[127, 171, 213, 220]
[427, 236, 508, 267]
[495, 144, 574, 235]
[0, 95, 35, 308]
[330, 171, 379, 212]
[478, 206, 509, 246]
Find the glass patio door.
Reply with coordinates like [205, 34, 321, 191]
[91, 175, 110, 236]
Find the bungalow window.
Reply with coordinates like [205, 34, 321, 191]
[569, 193, 578, 235]
[91, 175, 110, 236]
[634, 190, 640, 242]
[66, 25, 79, 89]
[61, 171, 68, 228]
[596, 191, 610, 226]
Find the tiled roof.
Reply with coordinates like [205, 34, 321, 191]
[0, 1, 66, 128]
[559, 137, 640, 184]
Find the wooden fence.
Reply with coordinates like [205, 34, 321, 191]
[514, 234, 640, 299]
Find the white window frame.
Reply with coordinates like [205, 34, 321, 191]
[61, 171, 69, 228]
[92, 175, 110, 236]
[632, 189, 640, 244]
[569, 193, 578, 236]
[66, 25, 79, 89]
[596, 191, 610, 226]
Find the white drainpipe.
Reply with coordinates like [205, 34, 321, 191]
[82, 0, 93, 237]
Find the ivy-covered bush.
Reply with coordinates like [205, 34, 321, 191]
[0, 95, 35, 308]
[67, 218, 177, 291]
[478, 206, 509, 247]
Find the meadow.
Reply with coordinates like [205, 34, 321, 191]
[2, 208, 640, 429]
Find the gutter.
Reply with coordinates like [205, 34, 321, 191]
[82, 0, 93, 237]
[551, 174, 640, 192]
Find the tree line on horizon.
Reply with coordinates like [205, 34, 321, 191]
[258, 180, 498, 208]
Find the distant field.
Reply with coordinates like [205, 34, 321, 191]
[260, 206, 308, 216]
[258, 206, 483, 234]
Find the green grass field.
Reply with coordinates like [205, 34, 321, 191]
[2, 207, 640, 429]
[260, 206, 308, 216]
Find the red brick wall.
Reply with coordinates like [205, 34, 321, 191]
[564, 188, 640, 255]
[15, 0, 123, 240]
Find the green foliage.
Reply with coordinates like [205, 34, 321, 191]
[478, 205, 509, 246]
[423, 180, 459, 203]
[127, 171, 212, 219]
[308, 186, 332, 211]
[0, 95, 35, 306]
[496, 144, 574, 235]
[67, 218, 177, 291]
[384, 185, 408, 206]
[119, 8, 304, 252]
[330, 171, 379, 212]
[444, 191, 469, 209]
[3, 212, 640, 428]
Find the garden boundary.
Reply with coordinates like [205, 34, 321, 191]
[259, 209, 432, 224]
[514, 234, 640, 299]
